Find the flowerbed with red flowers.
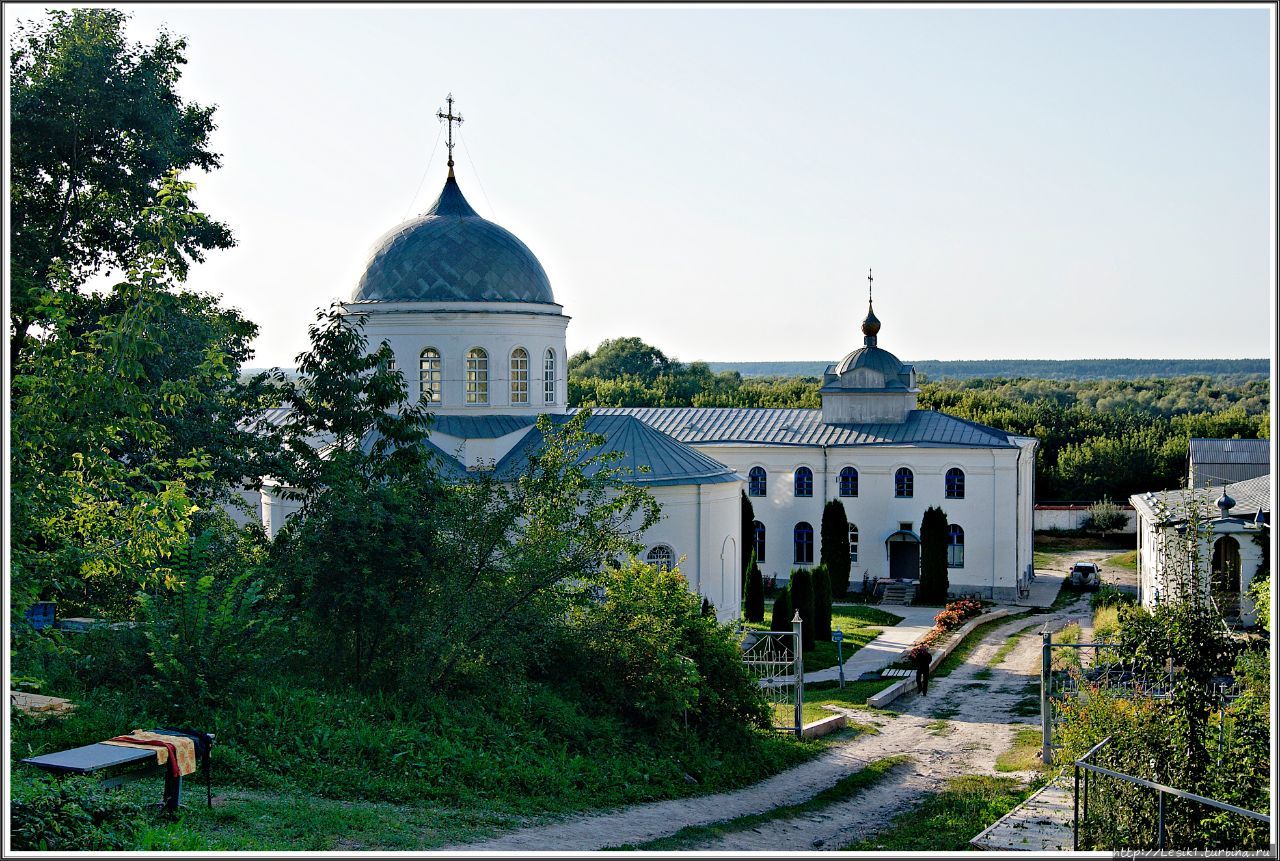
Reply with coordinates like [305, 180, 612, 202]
[932, 597, 985, 631]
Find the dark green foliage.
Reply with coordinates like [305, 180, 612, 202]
[270, 306, 438, 689]
[770, 590, 793, 635]
[10, 175, 246, 628]
[741, 492, 755, 580]
[567, 558, 768, 733]
[567, 337, 1269, 502]
[789, 569, 816, 651]
[744, 562, 765, 623]
[707, 358, 1269, 382]
[917, 507, 950, 604]
[9, 773, 146, 851]
[9, 8, 233, 366]
[137, 524, 280, 712]
[811, 565, 833, 640]
[820, 499, 852, 597]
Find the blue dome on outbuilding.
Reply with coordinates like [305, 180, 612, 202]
[352, 174, 555, 304]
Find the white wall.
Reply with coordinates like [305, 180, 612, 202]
[344, 301, 570, 415]
[638, 479, 745, 624]
[1136, 511, 1265, 624]
[695, 442, 1033, 601]
[1035, 505, 1137, 533]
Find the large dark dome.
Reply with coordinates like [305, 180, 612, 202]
[352, 175, 555, 304]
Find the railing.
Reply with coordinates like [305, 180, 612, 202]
[1073, 736, 1270, 851]
[1039, 631, 1244, 765]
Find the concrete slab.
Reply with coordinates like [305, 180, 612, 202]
[970, 776, 1074, 851]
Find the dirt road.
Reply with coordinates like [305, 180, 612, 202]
[448, 596, 1092, 852]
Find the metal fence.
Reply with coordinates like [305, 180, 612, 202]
[1073, 736, 1271, 851]
[1039, 632, 1245, 765]
[740, 614, 804, 736]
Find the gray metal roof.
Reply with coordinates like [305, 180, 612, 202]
[351, 175, 555, 305]
[578, 407, 1018, 449]
[429, 414, 538, 439]
[1130, 474, 1271, 525]
[494, 413, 739, 486]
[1189, 438, 1271, 465]
[1187, 438, 1270, 488]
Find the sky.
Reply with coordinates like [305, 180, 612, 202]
[6, 3, 1274, 368]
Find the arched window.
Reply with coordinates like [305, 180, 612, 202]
[465, 348, 489, 405]
[848, 524, 859, 564]
[794, 522, 814, 565]
[748, 466, 767, 497]
[1211, 536, 1241, 594]
[839, 466, 859, 497]
[543, 348, 557, 405]
[646, 544, 674, 571]
[794, 466, 813, 498]
[946, 467, 966, 499]
[751, 520, 766, 563]
[419, 348, 441, 403]
[510, 348, 529, 405]
[947, 524, 965, 568]
[895, 467, 914, 498]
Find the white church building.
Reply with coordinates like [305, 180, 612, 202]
[253, 128, 1038, 619]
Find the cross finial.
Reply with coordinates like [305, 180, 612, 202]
[867, 268, 874, 304]
[437, 93, 464, 174]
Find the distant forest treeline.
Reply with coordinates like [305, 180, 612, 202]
[706, 358, 1270, 382]
[566, 338, 1270, 503]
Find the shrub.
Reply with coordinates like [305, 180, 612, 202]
[820, 499, 851, 598]
[811, 565, 833, 640]
[10, 773, 145, 851]
[917, 506, 950, 604]
[1090, 583, 1136, 611]
[567, 558, 768, 733]
[789, 569, 816, 651]
[138, 528, 279, 713]
[744, 562, 765, 623]
[770, 589, 793, 635]
[1081, 498, 1127, 534]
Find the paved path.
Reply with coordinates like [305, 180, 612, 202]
[447, 596, 1093, 852]
[805, 605, 938, 684]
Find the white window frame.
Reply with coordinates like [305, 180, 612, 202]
[510, 347, 529, 405]
[465, 347, 489, 405]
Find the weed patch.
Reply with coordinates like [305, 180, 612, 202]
[995, 727, 1047, 773]
[842, 774, 1035, 851]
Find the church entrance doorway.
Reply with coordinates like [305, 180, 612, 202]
[888, 535, 920, 580]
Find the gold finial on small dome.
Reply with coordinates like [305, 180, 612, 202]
[861, 268, 881, 344]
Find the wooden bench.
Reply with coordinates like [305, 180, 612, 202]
[22, 734, 215, 812]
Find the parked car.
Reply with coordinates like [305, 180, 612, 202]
[1067, 562, 1101, 592]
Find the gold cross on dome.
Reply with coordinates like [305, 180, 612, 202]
[437, 93, 464, 168]
[867, 268, 874, 303]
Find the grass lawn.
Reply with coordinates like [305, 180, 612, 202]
[995, 727, 1048, 773]
[1106, 550, 1137, 570]
[753, 602, 902, 673]
[611, 755, 911, 851]
[769, 678, 896, 727]
[11, 679, 828, 851]
[1033, 531, 1133, 552]
[841, 773, 1039, 851]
